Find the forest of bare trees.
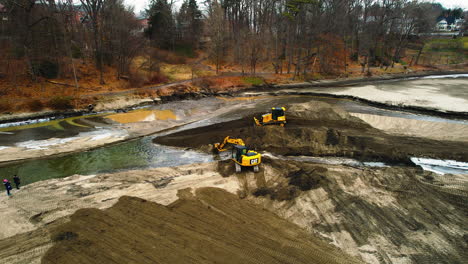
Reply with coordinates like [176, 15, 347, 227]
[201, 0, 448, 77]
[0, 0, 465, 86]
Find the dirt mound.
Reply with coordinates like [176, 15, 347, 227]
[249, 158, 328, 201]
[42, 188, 360, 264]
[154, 101, 468, 163]
[229, 159, 468, 263]
[288, 101, 351, 120]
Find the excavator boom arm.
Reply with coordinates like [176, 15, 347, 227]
[215, 136, 245, 152]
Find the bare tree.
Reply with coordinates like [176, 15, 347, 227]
[207, 0, 227, 74]
[80, 0, 105, 84]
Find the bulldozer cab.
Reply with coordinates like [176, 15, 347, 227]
[272, 107, 285, 120]
[232, 145, 247, 162]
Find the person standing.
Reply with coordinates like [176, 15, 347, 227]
[3, 179, 12, 196]
[13, 175, 20, 190]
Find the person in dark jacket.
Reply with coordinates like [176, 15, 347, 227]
[13, 175, 20, 189]
[3, 179, 12, 196]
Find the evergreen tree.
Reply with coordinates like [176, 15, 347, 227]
[177, 0, 203, 48]
[146, 0, 175, 49]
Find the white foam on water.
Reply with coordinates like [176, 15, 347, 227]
[0, 146, 11, 151]
[411, 157, 468, 175]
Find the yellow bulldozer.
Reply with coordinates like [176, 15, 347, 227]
[214, 136, 261, 173]
[254, 107, 286, 127]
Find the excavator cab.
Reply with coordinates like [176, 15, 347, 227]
[231, 145, 261, 173]
[254, 107, 286, 127]
[232, 145, 247, 163]
[214, 136, 261, 173]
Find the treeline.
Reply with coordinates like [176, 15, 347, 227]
[0, 0, 463, 86]
[142, 0, 457, 77]
[199, 0, 445, 76]
[0, 0, 143, 86]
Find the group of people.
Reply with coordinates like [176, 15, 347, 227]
[3, 175, 20, 196]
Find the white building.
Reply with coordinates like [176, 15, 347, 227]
[436, 19, 448, 31]
[436, 18, 465, 32]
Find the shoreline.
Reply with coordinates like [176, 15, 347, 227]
[0, 71, 466, 165]
[1, 70, 467, 125]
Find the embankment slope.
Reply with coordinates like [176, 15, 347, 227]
[42, 188, 360, 264]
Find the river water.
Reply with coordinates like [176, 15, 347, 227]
[0, 75, 467, 185]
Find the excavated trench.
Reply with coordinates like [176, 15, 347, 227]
[154, 102, 468, 164]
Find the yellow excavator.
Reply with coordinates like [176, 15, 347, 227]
[254, 107, 287, 127]
[214, 136, 261, 173]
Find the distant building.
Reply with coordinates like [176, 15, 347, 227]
[0, 4, 8, 21]
[436, 16, 465, 32]
[454, 18, 465, 31]
[137, 18, 149, 33]
[0, 4, 8, 37]
[436, 19, 448, 31]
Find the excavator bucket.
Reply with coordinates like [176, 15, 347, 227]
[253, 117, 261, 126]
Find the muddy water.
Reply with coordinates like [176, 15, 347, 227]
[0, 76, 467, 185]
[106, 109, 177, 123]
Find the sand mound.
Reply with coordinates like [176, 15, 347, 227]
[154, 101, 468, 163]
[42, 188, 360, 264]
[249, 159, 468, 263]
[288, 101, 351, 120]
[351, 113, 468, 142]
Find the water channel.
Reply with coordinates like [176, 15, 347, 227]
[0, 75, 467, 185]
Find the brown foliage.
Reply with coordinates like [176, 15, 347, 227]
[317, 34, 348, 74]
[26, 100, 44, 111]
[47, 97, 74, 110]
[145, 72, 169, 85]
[0, 101, 13, 112]
[128, 71, 145, 88]
[193, 77, 216, 89]
[193, 77, 245, 91]
[152, 49, 187, 64]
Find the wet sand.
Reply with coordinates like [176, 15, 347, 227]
[286, 77, 468, 113]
